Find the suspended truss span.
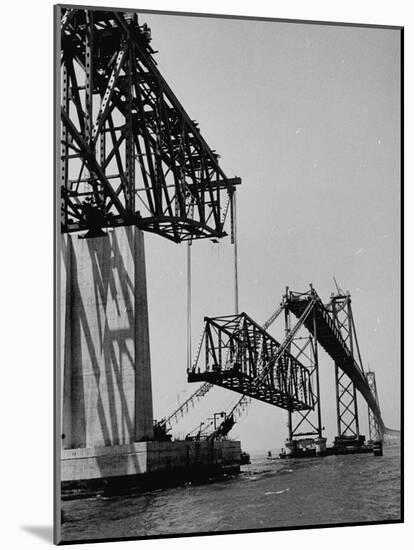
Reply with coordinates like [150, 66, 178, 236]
[188, 287, 398, 444]
[366, 371, 381, 442]
[160, 305, 283, 439]
[188, 313, 314, 411]
[203, 304, 284, 438]
[60, 8, 240, 241]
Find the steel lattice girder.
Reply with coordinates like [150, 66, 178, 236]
[335, 368, 359, 437]
[279, 295, 323, 439]
[366, 371, 382, 441]
[288, 333, 322, 438]
[60, 8, 240, 241]
[188, 313, 314, 411]
[330, 295, 360, 437]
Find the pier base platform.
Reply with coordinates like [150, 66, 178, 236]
[279, 435, 380, 459]
[61, 440, 241, 498]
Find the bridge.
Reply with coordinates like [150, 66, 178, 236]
[59, 7, 398, 473]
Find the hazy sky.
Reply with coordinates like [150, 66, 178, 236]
[138, 13, 400, 451]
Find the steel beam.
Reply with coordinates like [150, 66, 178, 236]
[60, 8, 240, 241]
[331, 293, 360, 439]
[188, 313, 314, 411]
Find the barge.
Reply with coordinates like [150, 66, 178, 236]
[279, 435, 383, 459]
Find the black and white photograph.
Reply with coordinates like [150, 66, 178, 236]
[55, 3, 402, 545]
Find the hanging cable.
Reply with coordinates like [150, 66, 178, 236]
[187, 240, 192, 373]
[231, 189, 239, 315]
[167, 188, 239, 436]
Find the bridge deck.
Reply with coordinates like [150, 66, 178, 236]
[188, 370, 310, 411]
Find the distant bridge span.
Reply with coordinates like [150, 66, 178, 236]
[284, 289, 395, 437]
[188, 286, 399, 443]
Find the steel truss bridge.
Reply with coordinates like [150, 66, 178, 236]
[60, 8, 239, 241]
[59, 8, 398, 447]
[188, 286, 397, 444]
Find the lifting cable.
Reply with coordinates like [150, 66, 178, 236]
[187, 187, 239, 370]
[187, 239, 192, 373]
[174, 187, 239, 435]
[231, 188, 239, 314]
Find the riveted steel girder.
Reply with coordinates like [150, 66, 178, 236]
[59, 8, 240, 241]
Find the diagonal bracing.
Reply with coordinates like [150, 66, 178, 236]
[60, 8, 240, 241]
[188, 313, 314, 411]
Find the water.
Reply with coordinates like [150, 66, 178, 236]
[61, 446, 401, 542]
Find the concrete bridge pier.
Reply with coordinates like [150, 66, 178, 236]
[59, 225, 241, 492]
[60, 226, 154, 480]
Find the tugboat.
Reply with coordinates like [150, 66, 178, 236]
[372, 440, 383, 456]
[240, 451, 251, 465]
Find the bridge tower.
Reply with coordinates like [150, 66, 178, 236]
[329, 291, 363, 445]
[283, 288, 325, 456]
[281, 286, 385, 456]
[366, 371, 382, 442]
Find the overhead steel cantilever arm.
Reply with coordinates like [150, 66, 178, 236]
[112, 11, 230, 183]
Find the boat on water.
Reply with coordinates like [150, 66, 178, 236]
[240, 451, 251, 465]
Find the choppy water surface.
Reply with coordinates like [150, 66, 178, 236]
[61, 446, 401, 542]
